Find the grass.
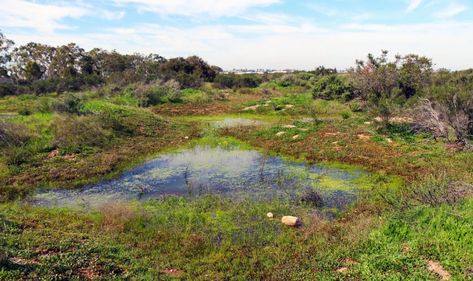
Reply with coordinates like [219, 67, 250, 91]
[2, 197, 471, 280]
[1, 86, 473, 280]
[0, 96, 200, 200]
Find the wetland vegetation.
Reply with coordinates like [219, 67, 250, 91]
[1, 31, 473, 280]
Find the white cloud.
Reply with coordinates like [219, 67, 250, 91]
[113, 0, 280, 17]
[433, 2, 468, 18]
[407, 0, 423, 12]
[306, 3, 339, 17]
[99, 10, 126, 20]
[0, 0, 88, 32]
[7, 20, 473, 71]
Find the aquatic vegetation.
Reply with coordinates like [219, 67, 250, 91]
[31, 144, 371, 210]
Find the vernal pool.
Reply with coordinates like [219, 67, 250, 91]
[31, 145, 369, 209]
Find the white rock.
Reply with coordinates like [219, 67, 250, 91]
[276, 131, 285, 137]
[281, 216, 300, 227]
[267, 212, 274, 218]
[242, 105, 261, 111]
[292, 135, 300, 140]
[283, 125, 297, 129]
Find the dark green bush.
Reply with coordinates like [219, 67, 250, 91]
[18, 107, 32, 116]
[134, 82, 182, 107]
[312, 75, 353, 101]
[214, 74, 262, 89]
[53, 93, 86, 114]
[3, 146, 35, 165]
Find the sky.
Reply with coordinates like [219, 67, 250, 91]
[1, 0, 472, 70]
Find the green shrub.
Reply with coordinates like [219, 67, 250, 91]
[51, 116, 112, 153]
[3, 146, 35, 165]
[0, 122, 32, 148]
[134, 82, 182, 106]
[341, 111, 351, 119]
[53, 93, 86, 114]
[214, 74, 262, 89]
[312, 75, 353, 101]
[182, 89, 211, 104]
[18, 107, 32, 116]
[84, 101, 167, 137]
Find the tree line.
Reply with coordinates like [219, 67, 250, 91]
[0, 31, 221, 96]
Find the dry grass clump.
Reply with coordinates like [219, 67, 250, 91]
[99, 202, 136, 232]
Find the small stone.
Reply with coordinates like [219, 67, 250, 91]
[242, 105, 261, 111]
[357, 134, 371, 141]
[386, 138, 393, 143]
[292, 135, 300, 140]
[364, 121, 372, 125]
[47, 149, 60, 159]
[299, 128, 309, 132]
[281, 216, 300, 227]
[427, 261, 451, 281]
[184, 136, 189, 139]
[267, 212, 274, 218]
[276, 131, 285, 137]
[283, 125, 297, 129]
[285, 104, 295, 109]
[336, 267, 348, 273]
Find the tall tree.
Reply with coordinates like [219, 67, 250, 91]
[10, 42, 55, 81]
[0, 32, 14, 78]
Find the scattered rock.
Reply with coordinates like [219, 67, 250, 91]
[374, 116, 383, 123]
[292, 135, 300, 140]
[332, 141, 339, 145]
[364, 121, 372, 125]
[242, 105, 260, 111]
[343, 258, 359, 266]
[285, 104, 295, 109]
[161, 269, 184, 278]
[267, 212, 274, 218]
[386, 138, 393, 144]
[299, 128, 309, 132]
[324, 132, 339, 137]
[357, 134, 371, 141]
[184, 136, 189, 139]
[10, 257, 39, 266]
[336, 267, 348, 273]
[63, 154, 77, 161]
[390, 116, 414, 124]
[281, 216, 300, 227]
[283, 125, 297, 129]
[427, 260, 451, 280]
[47, 149, 60, 159]
[276, 131, 285, 137]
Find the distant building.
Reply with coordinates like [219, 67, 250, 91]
[223, 69, 295, 75]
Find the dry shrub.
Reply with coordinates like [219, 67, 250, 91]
[407, 174, 473, 207]
[0, 122, 32, 147]
[99, 202, 136, 232]
[52, 115, 112, 152]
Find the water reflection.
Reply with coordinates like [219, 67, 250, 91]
[32, 146, 362, 209]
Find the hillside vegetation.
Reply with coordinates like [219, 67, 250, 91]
[1, 33, 473, 280]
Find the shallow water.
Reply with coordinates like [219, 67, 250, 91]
[211, 117, 267, 128]
[31, 146, 364, 209]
